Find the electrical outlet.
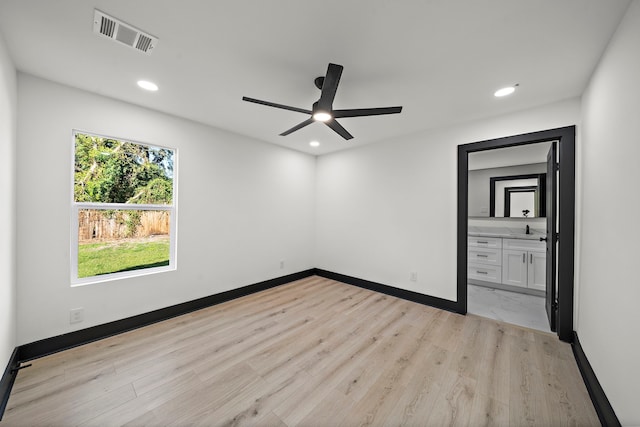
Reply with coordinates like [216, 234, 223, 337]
[410, 272, 418, 282]
[280, 260, 285, 269]
[70, 308, 84, 324]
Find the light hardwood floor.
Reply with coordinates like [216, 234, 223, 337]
[3, 276, 599, 426]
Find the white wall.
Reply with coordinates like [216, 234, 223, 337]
[0, 29, 17, 369]
[578, 1, 640, 424]
[315, 98, 580, 301]
[16, 74, 316, 345]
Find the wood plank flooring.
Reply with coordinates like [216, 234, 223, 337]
[2, 276, 599, 426]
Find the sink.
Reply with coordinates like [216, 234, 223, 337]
[507, 228, 544, 239]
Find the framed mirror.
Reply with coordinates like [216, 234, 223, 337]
[490, 174, 546, 217]
[467, 142, 552, 218]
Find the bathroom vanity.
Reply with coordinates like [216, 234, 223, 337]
[468, 226, 546, 295]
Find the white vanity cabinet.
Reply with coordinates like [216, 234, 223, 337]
[468, 234, 546, 293]
[501, 238, 546, 291]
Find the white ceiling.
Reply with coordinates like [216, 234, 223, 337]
[0, 0, 631, 155]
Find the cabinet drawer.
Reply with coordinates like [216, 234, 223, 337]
[503, 238, 545, 252]
[468, 247, 501, 266]
[468, 236, 502, 249]
[468, 263, 502, 284]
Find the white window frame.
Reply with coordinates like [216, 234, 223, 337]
[71, 130, 177, 286]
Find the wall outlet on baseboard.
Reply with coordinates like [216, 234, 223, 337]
[280, 260, 285, 270]
[410, 272, 418, 282]
[70, 308, 84, 324]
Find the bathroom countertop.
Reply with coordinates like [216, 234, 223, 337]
[468, 226, 545, 240]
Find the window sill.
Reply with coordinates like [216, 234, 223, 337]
[71, 264, 176, 287]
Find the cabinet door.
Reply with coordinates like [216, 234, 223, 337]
[502, 249, 527, 288]
[527, 251, 546, 291]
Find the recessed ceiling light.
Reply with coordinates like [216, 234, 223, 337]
[137, 80, 158, 91]
[494, 84, 518, 97]
[309, 141, 320, 147]
[312, 112, 332, 122]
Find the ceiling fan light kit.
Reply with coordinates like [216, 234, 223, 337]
[243, 63, 403, 141]
[312, 111, 332, 122]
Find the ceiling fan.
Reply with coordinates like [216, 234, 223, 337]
[242, 63, 402, 140]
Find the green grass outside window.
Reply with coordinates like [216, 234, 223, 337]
[78, 237, 170, 278]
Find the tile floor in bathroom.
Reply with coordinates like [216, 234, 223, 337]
[467, 283, 551, 333]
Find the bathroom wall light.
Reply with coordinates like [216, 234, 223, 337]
[137, 80, 158, 91]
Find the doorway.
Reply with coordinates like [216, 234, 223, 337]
[467, 142, 552, 332]
[456, 126, 575, 342]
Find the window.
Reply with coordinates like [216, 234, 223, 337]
[72, 131, 176, 285]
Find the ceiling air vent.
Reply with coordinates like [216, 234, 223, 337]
[93, 10, 158, 54]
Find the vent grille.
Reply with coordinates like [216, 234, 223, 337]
[136, 34, 153, 52]
[99, 16, 116, 37]
[93, 10, 158, 54]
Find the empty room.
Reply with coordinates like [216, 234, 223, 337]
[0, 1, 639, 425]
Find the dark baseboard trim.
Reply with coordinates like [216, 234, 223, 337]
[0, 348, 21, 421]
[571, 331, 621, 427]
[314, 269, 459, 313]
[4, 272, 623, 426]
[18, 269, 315, 362]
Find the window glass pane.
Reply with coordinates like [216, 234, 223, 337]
[74, 133, 174, 205]
[77, 209, 171, 278]
[509, 192, 536, 217]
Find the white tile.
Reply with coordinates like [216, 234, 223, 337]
[467, 284, 550, 332]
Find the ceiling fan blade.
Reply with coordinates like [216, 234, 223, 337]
[333, 106, 403, 118]
[317, 63, 343, 112]
[280, 118, 315, 136]
[325, 119, 353, 140]
[242, 96, 311, 115]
